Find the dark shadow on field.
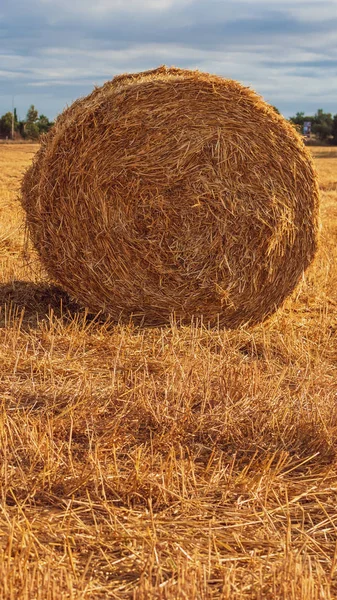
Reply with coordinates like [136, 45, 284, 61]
[0, 280, 85, 329]
[0, 280, 166, 330]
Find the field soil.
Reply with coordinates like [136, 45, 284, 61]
[0, 144, 337, 599]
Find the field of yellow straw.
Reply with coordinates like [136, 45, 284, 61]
[0, 139, 336, 598]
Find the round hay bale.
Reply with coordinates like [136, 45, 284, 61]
[21, 66, 320, 327]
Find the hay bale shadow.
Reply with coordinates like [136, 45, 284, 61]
[0, 281, 85, 329]
[0, 281, 167, 330]
[0, 281, 237, 331]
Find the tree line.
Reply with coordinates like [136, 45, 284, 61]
[288, 109, 337, 143]
[0, 105, 54, 140]
[1, 104, 337, 143]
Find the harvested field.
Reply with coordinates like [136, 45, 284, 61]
[0, 143, 337, 599]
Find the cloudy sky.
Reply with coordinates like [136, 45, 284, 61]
[1, 0, 337, 120]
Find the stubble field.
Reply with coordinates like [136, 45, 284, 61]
[0, 143, 337, 599]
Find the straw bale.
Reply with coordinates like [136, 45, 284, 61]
[21, 66, 320, 327]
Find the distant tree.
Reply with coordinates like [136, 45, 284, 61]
[332, 114, 337, 145]
[1, 105, 54, 139]
[311, 109, 333, 141]
[25, 122, 40, 140]
[289, 109, 333, 140]
[17, 120, 26, 137]
[289, 112, 306, 127]
[37, 114, 53, 134]
[0, 112, 13, 137]
[26, 105, 38, 123]
[271, 105, 281, 115]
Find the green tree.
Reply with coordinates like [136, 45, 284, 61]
[311, 109, 333, 141]
[25, 122, 40, 140]
[26, 105, 38, 123]
[0, 112, 13, 137]
[17, 120, 26, 137]
[289, 112, 306, 127]
[332, 114, 337, 145]
[37, 114, 53, 134]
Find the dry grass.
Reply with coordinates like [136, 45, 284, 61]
[0, 143, 337, 598]
[21, 67, 319, 328]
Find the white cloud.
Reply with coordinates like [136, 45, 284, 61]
[38, 0, 193, 16]
[287, 2, 337, 22]
[0, 69, 18, 79]
[1, 0, 337, 118]
[2, 39, 336, 113]
[231, 0, 337, 23]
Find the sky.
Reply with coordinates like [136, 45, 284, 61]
[1, 0, 337, 120]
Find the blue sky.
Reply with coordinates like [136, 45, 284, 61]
[1, 0, 337, 120]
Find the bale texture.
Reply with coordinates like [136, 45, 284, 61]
[21, 66, 320, 327]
